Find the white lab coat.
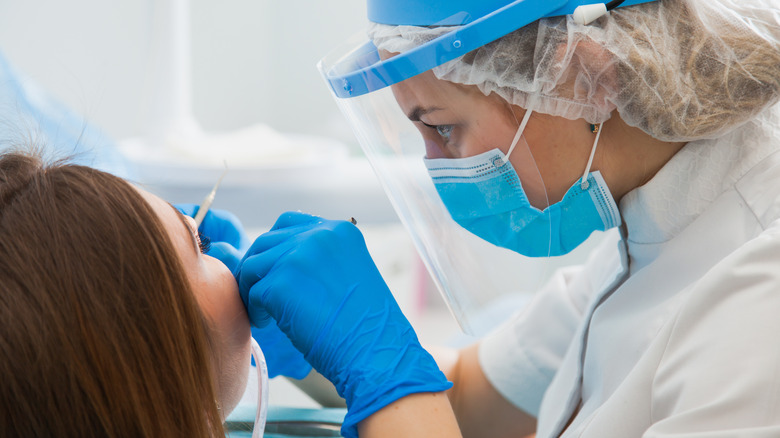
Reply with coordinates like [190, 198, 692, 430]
[479, 105, 780, 437]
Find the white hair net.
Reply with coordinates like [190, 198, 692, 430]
[369, 0, 780, 142]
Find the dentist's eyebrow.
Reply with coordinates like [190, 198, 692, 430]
[169, 203, 200, 255]
[407, 106, 443, 122]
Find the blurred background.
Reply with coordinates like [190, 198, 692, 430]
[0, 1, 364, 151]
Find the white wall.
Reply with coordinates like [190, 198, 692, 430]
[0, 0, 365, 150]
[0, 2, 603, 345]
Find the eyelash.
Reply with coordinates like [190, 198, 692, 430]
[421, 122, 454, 141]
[197, 232, 211, 254]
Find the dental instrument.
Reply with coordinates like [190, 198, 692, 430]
[194, 165, 228, 228]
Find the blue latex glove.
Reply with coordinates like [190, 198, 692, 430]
[250, 324, 311, 379]
[175, 204, 312, 379]
[235, 211, 452, 438]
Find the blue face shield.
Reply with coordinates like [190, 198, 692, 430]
[424, 112, 621, 257]
[318, 0, 662, 334]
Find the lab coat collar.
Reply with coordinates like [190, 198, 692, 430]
[619, 106, 780, 248]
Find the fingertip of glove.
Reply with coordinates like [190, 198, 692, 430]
[271, 211, 322, 230]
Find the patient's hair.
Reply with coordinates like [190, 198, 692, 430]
[0, 151, 224, 437]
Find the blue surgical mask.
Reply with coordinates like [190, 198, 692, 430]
[423, 115, 621, 257]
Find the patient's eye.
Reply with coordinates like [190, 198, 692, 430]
[197, 233, 211, 254]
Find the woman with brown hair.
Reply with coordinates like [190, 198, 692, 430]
[0, 150, 259, 437]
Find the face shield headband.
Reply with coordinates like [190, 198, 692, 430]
[321, 0, 659, 99]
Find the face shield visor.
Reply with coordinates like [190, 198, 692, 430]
[318, 0, 645, 334]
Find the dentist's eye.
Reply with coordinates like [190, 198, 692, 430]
[435, 125, 454, 140]
[421, 122, 454, 141]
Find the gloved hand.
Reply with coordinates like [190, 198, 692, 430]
[235, 211, 452, 438]
[250, 324, 312, 380]
[176, 204, 312, 379]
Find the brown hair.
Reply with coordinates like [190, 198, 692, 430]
[0, 151, 224, 437]
[421, 0, 780, 141]
[614, 0, 780, 140]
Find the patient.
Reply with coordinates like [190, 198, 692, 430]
[0, 150, 252, 437]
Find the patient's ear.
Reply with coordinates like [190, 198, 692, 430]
[554, 38, 619, 114]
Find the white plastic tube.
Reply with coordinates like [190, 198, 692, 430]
[250, 338, 269, 438]
[572, 3, 608, 25]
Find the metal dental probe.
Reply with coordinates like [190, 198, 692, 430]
[194, 164, 229, 228]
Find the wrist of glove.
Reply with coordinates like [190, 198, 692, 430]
[236, 212, 451, 438]
[313, 315, 452, 437]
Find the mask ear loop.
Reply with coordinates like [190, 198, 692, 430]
[580, 122, 603, 190]
[503, 106, 534, 163]
[250, 338, 269, 438]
